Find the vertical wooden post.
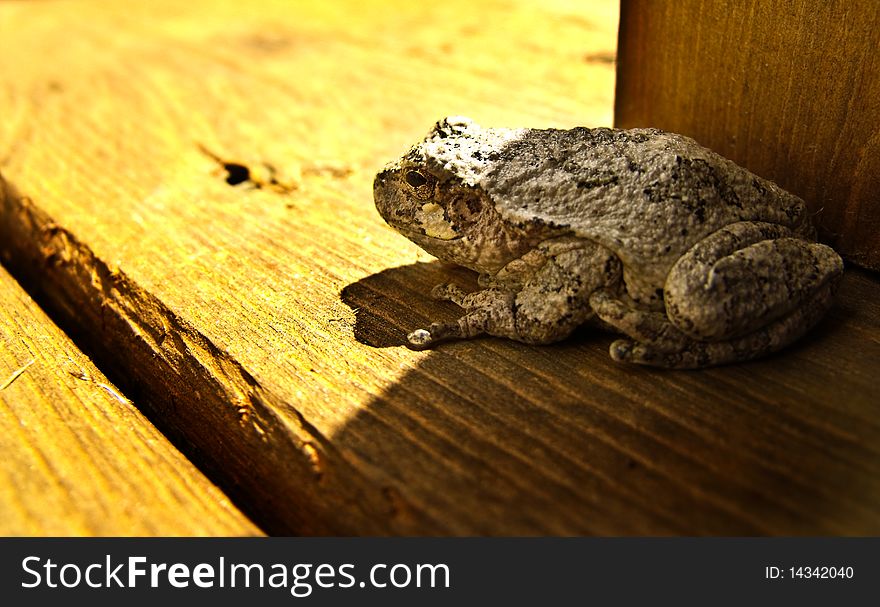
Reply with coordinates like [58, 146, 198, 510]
[615, 0, 880, 270]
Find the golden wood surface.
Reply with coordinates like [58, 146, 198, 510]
[0, 266, 260, 535]
[1, 0, 878, 535]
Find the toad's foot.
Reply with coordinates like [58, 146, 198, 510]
[590, 280, 837, 368]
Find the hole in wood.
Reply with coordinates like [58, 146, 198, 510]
[223, 163, 251, 186]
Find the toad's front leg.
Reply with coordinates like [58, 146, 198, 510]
[407, 239, 619, 349]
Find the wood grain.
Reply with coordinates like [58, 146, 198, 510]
[615, 0, 880, 270]
[0, 266, 260, 535]
[1, 0, 878, 535]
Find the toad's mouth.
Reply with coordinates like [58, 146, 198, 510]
[393, 224, 464, 243]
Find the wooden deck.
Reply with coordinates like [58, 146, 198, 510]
[0, 265, 259, 535]
[0, 0, 877, 535]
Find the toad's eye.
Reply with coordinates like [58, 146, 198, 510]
[405, 171, 427, 188]
[403, 170, 436, 200]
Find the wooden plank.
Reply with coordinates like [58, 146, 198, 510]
[0, 266, 260, 535]
[1, 0, 878, 535]
[615, 0, 880, 270]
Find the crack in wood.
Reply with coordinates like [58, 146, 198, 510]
[0, 358, 35, 391]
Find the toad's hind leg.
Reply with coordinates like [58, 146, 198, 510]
[593, 279, 837, 368]
[591, 220, 843, 368]
[664, 221, 843, 342]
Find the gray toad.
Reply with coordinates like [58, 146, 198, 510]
[373, 117, 843, 368]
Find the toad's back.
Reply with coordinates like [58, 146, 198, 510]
[482, 127, 811, 288]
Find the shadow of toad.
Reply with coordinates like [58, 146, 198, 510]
[334, 261, 876, 535]
[340, 261, 485, 349]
